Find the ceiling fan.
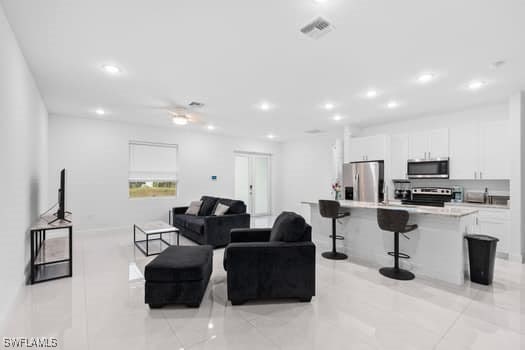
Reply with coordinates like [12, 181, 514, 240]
[168, 106, 197, 125]
[141, 99, 206, 126]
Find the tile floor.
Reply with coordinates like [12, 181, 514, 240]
[1, 217, 524, 349]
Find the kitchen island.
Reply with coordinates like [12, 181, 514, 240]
[303, 200, 478, 285]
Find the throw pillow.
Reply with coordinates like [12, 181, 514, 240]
[198, 196, 218, 216]
[270, 212, 306, 242]
[213, 203, 230, 216]
[185, 201, 202, 215]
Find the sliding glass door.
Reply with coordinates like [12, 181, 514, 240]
[234, 152, 271, 216]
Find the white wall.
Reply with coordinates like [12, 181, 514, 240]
[48, 115, 282, 231]
[509, 92, 524, 261]
[280, 133, 342, 219]
[0, 6, 48, 328]
[358, 104, 508, 136]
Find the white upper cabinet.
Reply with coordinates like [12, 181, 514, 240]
[449, 125, 480, 179]
[449, 120, 510, 180]
[408, 132, 428, 160]
[428, 128, 449, 159]
[408, 129, 449, 160]
[390, 134, 409, 180]
[480, 121, 510, 179]
[348, 135, 386, 163]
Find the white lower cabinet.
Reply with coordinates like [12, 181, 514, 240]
[448, 205, 510, 255]
[476, 208, 510, 255]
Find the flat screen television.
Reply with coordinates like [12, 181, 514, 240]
[57, 168, 66, 220]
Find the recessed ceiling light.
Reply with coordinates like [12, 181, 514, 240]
[267, 133, 276, 139]
[332, 114, 343, 121]
[366, 90, 378, 98]
[172, 115, 188, 125]
[259, 102, 272, 111]
[95, 108, 105, 115]
[206, 124, 215, 131]
[323, 102, 335, 110]
[386, 101, 399, 109]
[101, 64, 121, 75]
[417, 72, 436, 84]
[467, 80, 486, 90]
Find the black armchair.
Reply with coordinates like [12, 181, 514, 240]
[223, 212, 316, 305]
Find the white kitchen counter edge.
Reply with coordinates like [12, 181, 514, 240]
[302, 200, 478, 217]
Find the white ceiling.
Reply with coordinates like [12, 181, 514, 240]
[2, 0, 525, 140]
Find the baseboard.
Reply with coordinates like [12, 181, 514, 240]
[508, 253, 524, 263]
[76, 225, 130, 234]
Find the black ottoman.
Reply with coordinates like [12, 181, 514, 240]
[144, 245, 213, 308]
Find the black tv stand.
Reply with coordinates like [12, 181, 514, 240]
[47, 211, 72, 225]
[29, 212, 73, 284]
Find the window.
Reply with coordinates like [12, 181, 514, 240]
[128, 141, 178, 198]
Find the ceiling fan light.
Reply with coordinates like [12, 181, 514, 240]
[172, 115, 188, 125]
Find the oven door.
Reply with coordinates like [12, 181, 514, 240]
[407, 159, 449, 179]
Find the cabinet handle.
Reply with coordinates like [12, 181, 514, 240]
[428, 152, 431, 159]
[474, 171, 477, 179]
[480, 172, 483, 179]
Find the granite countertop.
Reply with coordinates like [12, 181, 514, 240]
[302, 200, 478, 217]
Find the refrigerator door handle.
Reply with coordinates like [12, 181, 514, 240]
[355, 172, 359, 201]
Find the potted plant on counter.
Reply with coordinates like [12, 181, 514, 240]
[332, 182, 342, 200]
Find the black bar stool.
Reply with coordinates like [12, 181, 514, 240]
[377, 208, 418, 280]
[319, 200, 350, 260]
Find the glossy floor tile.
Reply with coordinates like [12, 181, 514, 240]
[1, 217, 524, 349]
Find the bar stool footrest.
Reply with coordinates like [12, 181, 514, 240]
[329, 235, 345, 240]
[387, 251, 410, 259]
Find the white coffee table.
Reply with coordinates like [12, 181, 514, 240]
[133, 221, 179, 256]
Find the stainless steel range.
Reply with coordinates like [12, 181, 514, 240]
[401, 187, 453, 207]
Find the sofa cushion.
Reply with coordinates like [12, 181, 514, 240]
[270, 212, 307, 242]
[172, 214, 190, 229]
[185, 201, 202, 215]
[145, 245, 213, 282]
[184, 215, 206, 235]
[199, 196, 218, 216]
[214, 198, 246, 214]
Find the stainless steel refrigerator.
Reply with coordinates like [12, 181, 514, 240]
[343, 161, 384, 202]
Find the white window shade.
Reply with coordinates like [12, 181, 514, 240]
[129, 142, 178, 181]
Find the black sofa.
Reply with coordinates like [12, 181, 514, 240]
[171, 196, 250, 247]
[223, 212, 316, 305]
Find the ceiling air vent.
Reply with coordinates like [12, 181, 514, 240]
[189, 101, 205, 108]
[300, 17, 333, 39]
[305, 129, 325, 134]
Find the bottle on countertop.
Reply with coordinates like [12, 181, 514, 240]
[484, 187, 489, 204]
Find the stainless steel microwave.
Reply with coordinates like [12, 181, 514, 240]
[407, 158, 449, 179]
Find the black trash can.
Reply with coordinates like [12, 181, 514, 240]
[465, 234, 499, 285]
